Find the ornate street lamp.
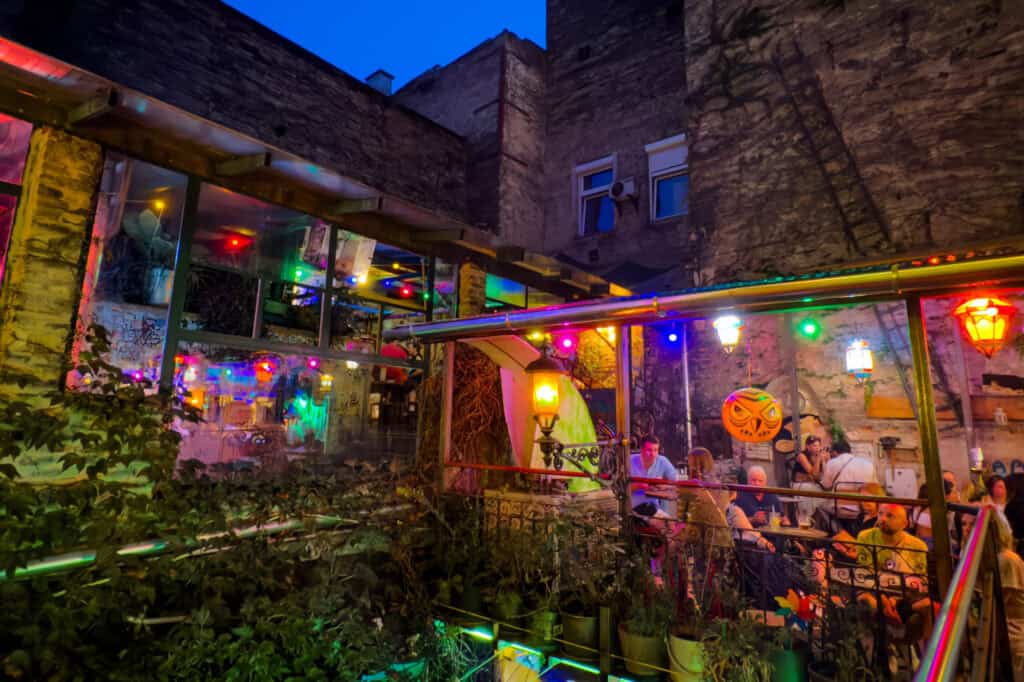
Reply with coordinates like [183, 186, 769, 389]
[525, 350, 564, 468]
[953, 296, 1016, 358]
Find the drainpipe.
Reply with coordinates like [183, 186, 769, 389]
[906, 295, 952, 594]
[682, 323, 693, 452]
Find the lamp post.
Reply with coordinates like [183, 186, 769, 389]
[525, 350, 564, 468]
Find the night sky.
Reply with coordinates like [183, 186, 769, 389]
[224, 0, 546, 89]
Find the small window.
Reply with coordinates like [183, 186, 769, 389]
[576, 158, 615, 236]
[654, 173, 689, 220]
[645, 134, 688, 220]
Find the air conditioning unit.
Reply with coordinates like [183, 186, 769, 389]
[609, 177, 637, 202]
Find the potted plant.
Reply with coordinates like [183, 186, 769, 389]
[556, 509, 621, 661]
[615, 557, 672, 676]
[702, 613, 776, 682]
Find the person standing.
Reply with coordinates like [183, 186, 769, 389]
[630, 435, 678, 514]
[821, 442, 877, 520]
[791, 435, 828, 519]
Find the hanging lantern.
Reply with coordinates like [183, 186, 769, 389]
[845, 339, 874, 383]
[953, 296, 1016, 358]
[721, 387, 783, 443]
[525, 353, 565, 431]
[713, 315, 743, 353]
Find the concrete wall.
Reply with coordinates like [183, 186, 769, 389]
[544, 0, 690, 289]
[2, 0, 470, 220]
[685, 0, 1024, 285]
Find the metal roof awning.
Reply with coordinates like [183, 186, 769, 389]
[384, 253, 1024, 343]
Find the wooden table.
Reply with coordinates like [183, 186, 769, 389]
[759, 526, 829, 541]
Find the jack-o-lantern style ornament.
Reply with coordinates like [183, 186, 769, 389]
[722, 387, 783, 443]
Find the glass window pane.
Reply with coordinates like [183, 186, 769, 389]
[331, 292, 381, 353]
[69, 156, 187, 390]
[173, 342, 420, 477]
[485, 273, 526, 309]
[582, 195, 615, 234]
[187, 185, 328, 339]
[655, 173, 689, 219]
[0, 114, 32, 185]
[0, 194, 17, 288]
[582, 168, 613, 190]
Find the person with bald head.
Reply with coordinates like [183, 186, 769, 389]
[855, 503, 929, 576]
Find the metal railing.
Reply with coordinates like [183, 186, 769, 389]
[914, 505, 1013, 682]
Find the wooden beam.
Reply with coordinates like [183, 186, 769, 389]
[496, 245, 526, 263]
[331, 196, 382, 214]
[215, 152, 272, 176]
[411, 228, 465, 243]
[67, 89, 119, 125]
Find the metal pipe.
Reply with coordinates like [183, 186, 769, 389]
[616, 325, 632, 521]
[682, 323, 693, 452]
[444, 462, 593, 479]
[915, 506, 993, 682]
[384, 255, 1024, 343]
[907, 294, 953, 594]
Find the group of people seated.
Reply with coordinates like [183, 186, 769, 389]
[627, 434, 1024, 677]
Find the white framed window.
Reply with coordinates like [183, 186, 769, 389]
[575, 155, 615, 236]
[645, 134, 688, 220]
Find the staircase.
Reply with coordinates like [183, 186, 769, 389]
[873, 302, 963, 427]
[772, 39, 891, 256]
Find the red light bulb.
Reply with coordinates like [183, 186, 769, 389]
[399, 285, 413, 298]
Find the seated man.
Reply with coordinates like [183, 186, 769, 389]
[821, 443, 877, 520]
[855, 504, 932, 648]
[734, 465, 786, 527]
[630, 435, 678, 516]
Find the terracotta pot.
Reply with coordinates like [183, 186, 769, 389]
[618, 625, 667, 676]
[560, 611, 598, 661]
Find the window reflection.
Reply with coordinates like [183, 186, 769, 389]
[70, 155, 187, 388]
[173, 343, 420, 476]
[0, 114, 32, 185]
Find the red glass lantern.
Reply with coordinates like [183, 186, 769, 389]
[953, 297, 1016, 358]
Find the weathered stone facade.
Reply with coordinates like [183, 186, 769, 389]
[395, 32, 546, 249]
[685, 0, 1024, 285]
[544, 0, 690, 289]
[0, 127, 102, 399]
[3, 0, 470, 221]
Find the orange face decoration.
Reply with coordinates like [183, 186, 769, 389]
[722, 388, 783, 443]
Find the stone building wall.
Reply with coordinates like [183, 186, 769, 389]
[395, 32, 546, 248]
[0, 127, 102, 399]
[2, 0, 470, 220]
[685, 0, 1024, 285]
[544, 0, 690, 289]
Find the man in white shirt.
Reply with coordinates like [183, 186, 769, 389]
[821, 443, 877, 518]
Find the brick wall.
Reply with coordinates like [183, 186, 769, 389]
[0, 126, 102, 399]
[685, 0, 1024, 285]
[545, 0, 690, 289]
[3, 0, 469, 220]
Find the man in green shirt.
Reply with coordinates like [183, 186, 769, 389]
[856, 503, 929, 576]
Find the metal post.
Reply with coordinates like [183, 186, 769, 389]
[784, 313, 801, 487]
[251, 277, 264, 339]
[375, 303, 385, 354]
[598, 605, 611, 682]
[158, 177, 200, 391]
[438, 341, 455, 493]
[616, 325, 632, 523]
[682, 323, 693, 452]
[951, 329, 976, 474]
[906, 294, 953, 594]
[317, 225, 338, 351]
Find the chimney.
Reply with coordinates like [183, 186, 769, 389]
[365, 69, 395, 96]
